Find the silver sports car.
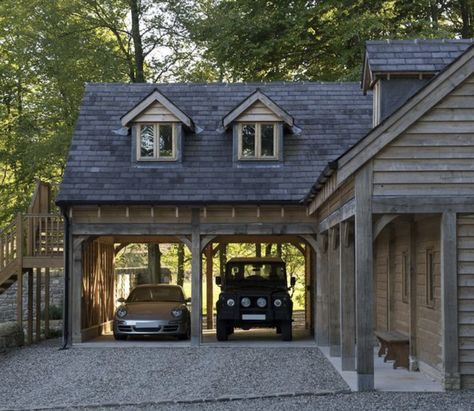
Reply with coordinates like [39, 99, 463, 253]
[113, 284, 191, 340]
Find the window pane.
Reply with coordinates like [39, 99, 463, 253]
[261, 124, 275, 157]
[241, 124, 256, 157]
[159, 124, 173, 157]
[140, 125, 154, 157]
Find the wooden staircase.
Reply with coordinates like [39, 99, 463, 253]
[0, 181, 64, 343]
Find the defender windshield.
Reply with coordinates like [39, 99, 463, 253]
[127, 286, 184, 303]
[225, 263, 286, 286]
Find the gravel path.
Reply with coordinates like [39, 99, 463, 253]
[0, 339, 347, 410]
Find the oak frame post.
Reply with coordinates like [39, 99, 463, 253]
[35, 267, 42, 342]
[408, 219, 418, 371]
[71, 236, 86, 344]
[340, 220, 355, 371]
[316, 232, 329, 345]
[440, 211, 460, 389]
[354, 162, 375, 391]
[329, 226, 341, 357]
[191, 209, 202, 346]
[205, 244, 214, 330]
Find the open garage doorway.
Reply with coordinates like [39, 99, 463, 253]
[79, 236, 193, 345]
[200, 236, 315, 345]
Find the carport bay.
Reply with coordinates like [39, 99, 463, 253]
[65, 204, 318, 345]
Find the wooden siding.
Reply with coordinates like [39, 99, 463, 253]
[134, 101, 179, 123]
[374, 229, 389, 331]
[235, 101, 281, 122]
[390, 223, 410, 335]
[457, 214, 474, 388]
[373, 75, 474, 197]
[373, 216, 441, 375]
[415, 216, 442, 374]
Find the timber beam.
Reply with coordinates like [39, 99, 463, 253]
[318, 199, 355, 233]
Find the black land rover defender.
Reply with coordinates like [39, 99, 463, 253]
[215, 257, 295, 341]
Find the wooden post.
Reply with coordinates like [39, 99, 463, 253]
[354, 162, 374, 391]
[44, 267, 50, 339]
[205, 244, 213, 330]
[440, 211, 460, 389]
[27, 269, 33, 345]
[35, 268, 42, 342]
[148, 244, 161, 283]
[191, 209, 202, 346]
[329, 226, 341, 357]
[408, 219, 418, 371]
[316, 232, 329, 345]
[304, 245, 311, 330]
[71, 237, 84, 344]
[255, 243, 261, 257]
[16, 213, 24, 328]
[340, 220, 355, 371]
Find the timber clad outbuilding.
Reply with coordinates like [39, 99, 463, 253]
[58, 38, 474, 391]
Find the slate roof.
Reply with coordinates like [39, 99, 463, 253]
[57, 82, 372, 205]
[365, 39, 474, 74]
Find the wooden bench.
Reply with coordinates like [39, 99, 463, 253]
[375, 330, 409, 369]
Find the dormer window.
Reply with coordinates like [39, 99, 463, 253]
[222, 89, 296, 165]
[139, 123, 176, 160]
[121, 89, 196, 165]
[238, 123, 278, 160]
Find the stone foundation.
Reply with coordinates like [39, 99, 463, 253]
[0, 270, 64, 323]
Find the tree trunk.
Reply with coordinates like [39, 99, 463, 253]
[265, 244, 273, 256]
[255, 243, 261, 257]
[177, 243, 185, 286]
[148, 243, 161, 283]
[129, 0, 145, 82]
[459, 0, 473, 38]
[276, 244, 282, 257]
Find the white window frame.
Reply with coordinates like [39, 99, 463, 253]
[137, 123, 177, 161]
[237, 122, 278, 160]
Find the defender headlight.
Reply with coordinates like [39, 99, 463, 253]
[241, 297, 251, 308]
[257, 297, 267, 308]
[116, 307, 127, 318]
[171, 308, 183, 318]
[227, 298, 235, 307]
[273, 299, 282, 308]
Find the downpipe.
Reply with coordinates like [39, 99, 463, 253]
[60, 207, 70, 350]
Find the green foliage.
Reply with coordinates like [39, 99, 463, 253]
[1, 0, 473, 226]
[41, 304, 63, 320]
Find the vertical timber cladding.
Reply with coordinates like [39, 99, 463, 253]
[372, 73, 474, 198]
[457, 214, 474, 388]
[81, 238, 115, 333]
[415, 216, 442, 378]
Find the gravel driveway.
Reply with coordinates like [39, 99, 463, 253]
[0, 339, 347, 410]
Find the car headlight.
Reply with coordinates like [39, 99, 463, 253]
[241, 297, 251, 308]
[171, 308, 183, 318]
[273, 299, 282, 308]
[257, 297, 267, 308]
[227, 298, 235, 307]
[116, 307, 127, 318]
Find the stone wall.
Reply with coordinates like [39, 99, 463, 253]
[0, 270, 64, 323]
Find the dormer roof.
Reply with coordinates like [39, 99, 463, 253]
[222, 89, 294, 129]
[362, 39, 474, 92]
[121, 88, 195, 130]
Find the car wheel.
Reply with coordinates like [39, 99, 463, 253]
[216, 320, 228, 341]
[114, 333, 128, 341]
[281, 321, 292, 342]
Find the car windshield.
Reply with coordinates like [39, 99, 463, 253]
[225, 263, 286, 287]
[127, 286, 184, 303]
